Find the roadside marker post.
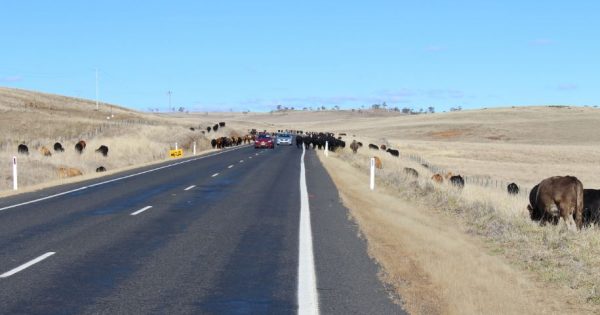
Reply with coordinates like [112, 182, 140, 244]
[370, 157, 375, 190]
[325, 141, 329, 157]
[193, 142, 196, 155]
[12, 156, 17, 190]
[175, 142, 178, 150]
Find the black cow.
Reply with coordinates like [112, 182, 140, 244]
[386, 148, 399, 157]
[210, 139, 217, 149]
[357, 142, 363, 147]
[583, 189, 600, 227]
[17, 144, 29, 155]
[189, 127, 195, 131]
[296, 135, 303, 148]
[96, 166, 107, 172]
[75, 140, 86, 154]
[207, 126, 212, 133]
[450, 175, 465, 189]
[219, 122, 226, 127]
[95, 145, 109, 157]
[53, 142, 64, 152]
[507, 182, 519, 195]
[213, 124, 219, 132]
[368, 144, 379, 150]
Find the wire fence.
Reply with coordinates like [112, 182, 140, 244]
[403, 152, 530, 197]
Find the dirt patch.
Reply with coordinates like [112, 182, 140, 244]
[426, 129, 467, 139]
[317, 152, 590, 314]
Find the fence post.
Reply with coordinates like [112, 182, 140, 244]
[370, 157, 375, 190]
[325, 141, 329, 157]
[12, 156, 17, 190]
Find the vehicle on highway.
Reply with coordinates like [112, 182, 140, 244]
[276, 133, 293, 145]
[255, 134, 274, 149]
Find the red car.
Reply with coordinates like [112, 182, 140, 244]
[255, 134, 274, 149]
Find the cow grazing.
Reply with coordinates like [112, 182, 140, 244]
[189, 127, 195, 131]
[357, 142, 363, 147]
[350, 140, 359, 153]
[421, 163, 429, 169]
[339, 133, 347, 136]
[380, 145, 387, 151]
[213, 124, 219, 132]
[583, 189, 600, 227]
[386, 148, 399, 157]
[75, 140, 86, 154]
[95, 145, 109, 157]
[96, 166, 107, 172]
[40, 146, 52, 157]
[18, 144, 29, 155]
[507, 182, 519, 195]
[368, 144, 379, 150]
[207, 126, 212, 133]
[431, 174, 444, 183]
[373, 156, 382, 169]
[57, 167, 83, 178]
[53, 142, 64, 152]
[450, 175, 465, 189]
[404, 167, 418, 178]
[211, 139, 217, 149]
[527, 176, 583, 230]
[219, 122, 226, 127]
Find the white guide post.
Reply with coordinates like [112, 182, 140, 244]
[370, 157, 375, 190]
[175, 142, 178, 150]
[12, 156, 17, 190]
[325, 141, 329, 157]
[193, 142, 196, 155]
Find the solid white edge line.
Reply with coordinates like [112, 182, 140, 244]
[0, 144, 252, 212]
[131, 206, 152, 216]
[184, 185, 196, 191]
[298, 145, 320, 314]
[0, 252, 56, 278]
[211, 173, 219, 177]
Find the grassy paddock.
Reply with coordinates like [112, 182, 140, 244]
[334, 147, 600, 305]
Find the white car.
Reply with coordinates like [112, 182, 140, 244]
[276, 134, 293, 145]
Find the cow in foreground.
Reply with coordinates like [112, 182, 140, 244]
[527, 176, 583, 230]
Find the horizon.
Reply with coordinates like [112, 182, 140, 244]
[1, 1, 598, 112]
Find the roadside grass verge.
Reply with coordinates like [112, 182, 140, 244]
[335, 148, 600, 306]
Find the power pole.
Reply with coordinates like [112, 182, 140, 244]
[95, 69, 99, 111]
[167, 90, 172, 112]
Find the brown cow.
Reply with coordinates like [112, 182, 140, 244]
[380, 144, 387, 150]
[527, 176, 583, 230]
[350, 140, 359, 153]
[431, 174, 444, 183]
[373, 156, 382, 169]
[57, 167, 83, 178]
[40, 146, 52, 157]
[75, 140, 86, 154]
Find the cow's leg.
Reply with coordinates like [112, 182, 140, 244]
[563, 214, 577, 231]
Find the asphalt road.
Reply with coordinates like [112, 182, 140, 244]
[0, 144, 404, 314]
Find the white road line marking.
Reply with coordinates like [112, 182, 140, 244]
[0, 145, 252, 212]
[228, 165, 234, 169]
[255, 153, 259, 156]
[0, 252, 56, 278]
[131, 206, 152, 216]
[249, 157, 253, 159]
[184, 185, 196, 191]
[298, 145, 319, 314]
[212, 173, 219, 177]
[239, 160, 244, 163]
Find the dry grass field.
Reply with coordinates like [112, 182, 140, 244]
[3, 87, 600, 313]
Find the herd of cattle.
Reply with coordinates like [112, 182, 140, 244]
[13, 126, 600, 231]
[16, 141, 110, 175]
[286, 131, 600, 231]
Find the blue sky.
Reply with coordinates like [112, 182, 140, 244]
[0, 1, 598, 112]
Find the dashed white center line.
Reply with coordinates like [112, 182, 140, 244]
[228, 165, 234, 169]
[249, 157, 253, 159]
[212, 173, 219, 177]
[255, 153, 259, 156]
[0, 252, 56, 278]
[239, 160, 244, 163]
[131, 206, 152, 216]
[184, 185, 196, 191]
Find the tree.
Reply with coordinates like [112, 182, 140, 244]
[276, 104, 282, 111]
[382, 102, 388, 110]
[321, 106, 326, 110]
[371, 104, 381, 110]
[401, 107, 411, 114]
[428, 106, 435, 114]
[178, 106, 185, 112]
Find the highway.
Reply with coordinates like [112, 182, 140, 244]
[0, 144, 403, 314]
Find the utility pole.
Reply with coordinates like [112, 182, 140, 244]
[167, 90, 172, 112]
[95, 69, 99, 111]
